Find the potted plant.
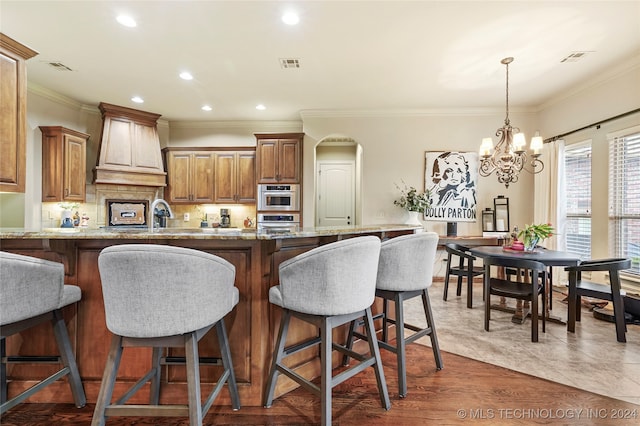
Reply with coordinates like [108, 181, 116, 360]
[517, 223, 554, 251]
[394, 181, 431, 225]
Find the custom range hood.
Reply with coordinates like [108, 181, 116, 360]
[93, 102, 166, 187]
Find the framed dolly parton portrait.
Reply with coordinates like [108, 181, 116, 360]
[424, 151, 478, 222]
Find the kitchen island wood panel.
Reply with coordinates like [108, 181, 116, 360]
[0, 225, 418, 407]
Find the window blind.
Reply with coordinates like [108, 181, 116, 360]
[608, 127, 640, 275]
[565, 142, 591, 259]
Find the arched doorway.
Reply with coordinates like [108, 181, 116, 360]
[314, 136, 362, 226]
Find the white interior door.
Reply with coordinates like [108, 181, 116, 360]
[317, 161, 355, 226]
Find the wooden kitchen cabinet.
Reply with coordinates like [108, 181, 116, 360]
[163, 149, 215, 203]
[255, 133, 303, 183]
[214, 150, 256, 204]
[40, 126, 89, 203]
[0, 33, 38, 193]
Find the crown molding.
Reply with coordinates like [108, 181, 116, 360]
[27, 82, 84, 110]
[299, 107, 539, 119]
[168, 120, 302, 130]
[539, 54, 640, 111]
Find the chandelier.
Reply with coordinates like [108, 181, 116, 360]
[479, 57, 544, 188]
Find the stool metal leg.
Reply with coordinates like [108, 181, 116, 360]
[263, 310, 291, 407]
[149, 347, 162, 405]
[185, 332, 203, 426]
[1, 339, 6, 405]
[51, 309, 86, 408]
[422, 289, 443, 370]
[320, 316, 332, 426]
[394, 293, 408, 398]
[92, 335, 124, 426]
[216, 319, 240, 410]
[341, 319, 356, 366]
[363, 307, 391, 410]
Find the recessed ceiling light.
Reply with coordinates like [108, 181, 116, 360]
[201, 105, 212, 111]
[179, 71, 193, 80]
[131, 96, 144, 103]
[116, 15, 137, 28]
[282, 11, 299, 25]
[256, 104, 266, 110]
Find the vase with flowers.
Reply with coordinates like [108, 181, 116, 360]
[517, 223, 554, 252]
[393, 181, 431, 226]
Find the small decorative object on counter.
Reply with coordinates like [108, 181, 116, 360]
[58, 202, 79, 228]
[244, 217, 254, 228]
[73, 211, 80, 227]
[518, 223, 554, 251]
[60, 211, 74, 228]
[198, 208, 208, 227]
[80, 213, 90, 228]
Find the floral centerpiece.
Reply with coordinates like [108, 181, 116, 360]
[517, 223, 554, 251]
[394, 181, 431, 226]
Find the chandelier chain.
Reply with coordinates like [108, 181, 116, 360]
[505, 60, 509, 125]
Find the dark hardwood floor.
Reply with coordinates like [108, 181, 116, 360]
[2, 343, 638, 425]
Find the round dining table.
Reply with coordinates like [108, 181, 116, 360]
[469, 245, 582, 324]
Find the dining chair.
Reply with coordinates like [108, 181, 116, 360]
[343, 232, 443, 398]
[443, 243, 484, 308]
[483, 256, 547, 342]
[263, 236, 390, 426]
[93, 244, 240, 426]
[0, 251, 86, 414]
[565, 258, 631, 342]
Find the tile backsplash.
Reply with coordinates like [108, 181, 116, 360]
[42, 183, 256, 230]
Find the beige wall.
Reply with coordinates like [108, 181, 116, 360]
[301, 112, 539, 236]
[538, 62, 640, 261]
[4, 60, 638, 237]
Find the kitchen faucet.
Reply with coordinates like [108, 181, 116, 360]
[149, 199, 174, 232]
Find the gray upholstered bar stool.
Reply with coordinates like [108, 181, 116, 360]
[344, 232, 443, 398]
[0, 251, 86, 414]
[93, 244, 240, 426]
[263, 236, 390, 426]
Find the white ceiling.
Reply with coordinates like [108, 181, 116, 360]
[2, 1, 639, 122]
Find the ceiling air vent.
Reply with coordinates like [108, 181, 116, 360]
[279, 58, 300, 69]
[47, 61, 74, 71]
[560, 52, 591, 63]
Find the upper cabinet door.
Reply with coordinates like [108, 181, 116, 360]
[213, 152, 237, 203]
[214, 150, 256, 204]
[191, 153, 215, 203]
[236, 151, 256, 203]
[63, 133, 87, 201]
[165, 151, 192, 203]
[256, 139, 278, 183]
[0, 33, 38, 193]
[255, 133, 303, 184]
[278, 139, 301, 183]
[40, 126, 88, 203]
[164, 150, 215, 203]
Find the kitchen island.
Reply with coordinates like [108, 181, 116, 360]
[0, 225, 420, 407]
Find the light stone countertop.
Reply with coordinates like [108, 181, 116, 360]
[0, 224, 422, 240]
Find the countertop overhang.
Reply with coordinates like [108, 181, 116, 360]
[0, 224, 423, 240]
